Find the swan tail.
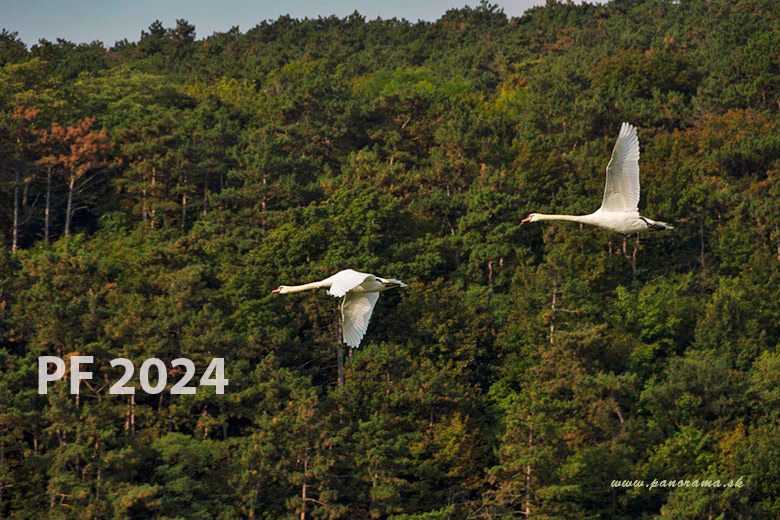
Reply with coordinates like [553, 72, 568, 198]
[647, 220, 673, 231]
[377, 277, 406, 290]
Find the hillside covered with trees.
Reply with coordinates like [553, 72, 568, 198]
[2, 0, 780, 518]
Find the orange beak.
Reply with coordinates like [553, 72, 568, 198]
[271, 288, 281, 293]
[521, 216, 532, 224]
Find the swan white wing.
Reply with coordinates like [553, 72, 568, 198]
[341, 291, 380, 348]
[326, 269, 375, 297]
[600, 122, 640, 213]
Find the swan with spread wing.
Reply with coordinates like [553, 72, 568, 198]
[272, 269, 406, 348]
[522, 122, 673, 234]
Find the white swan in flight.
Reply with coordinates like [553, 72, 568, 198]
[272, 269, 406, 348]
[522, 122, 673, 234]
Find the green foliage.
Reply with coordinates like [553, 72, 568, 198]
[2, 1, 780, 518]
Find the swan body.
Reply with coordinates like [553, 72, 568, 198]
[522, 123, 672, 234]
[272, 269, 406, 348]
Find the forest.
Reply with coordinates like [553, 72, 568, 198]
[1, 0, 780, 518]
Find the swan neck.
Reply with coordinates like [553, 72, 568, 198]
[282, 281, 330, 294]
[535, 213, 591, 224]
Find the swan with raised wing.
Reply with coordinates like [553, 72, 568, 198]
[272, 269, 406, 348]
[522, 122, 672, 234]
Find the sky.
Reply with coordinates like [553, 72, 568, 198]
[2, 0, 558, 48]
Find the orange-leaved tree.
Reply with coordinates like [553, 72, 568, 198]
[42, 118, 111, 237]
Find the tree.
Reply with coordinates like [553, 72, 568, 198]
[46, 118, 111, 236]
[5, 106, 39, 251]
[0, 30, 28, 66]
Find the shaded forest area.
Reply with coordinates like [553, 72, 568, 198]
[2, 0, 780, 518]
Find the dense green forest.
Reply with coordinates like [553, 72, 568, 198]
[2, 0, 780, 517]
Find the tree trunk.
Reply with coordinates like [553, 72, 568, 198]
[181, 189, 187, 231]
[162, 168, 169, 228]
[150, 166, 157, 229]
[524, 422, 533, 517]
[203, 171, 209, 217]
[95, 467, 101, 501]
[45, 166, 52, 243]
[336, 301, 345, 387]
[12, 166, 19, 251]
[250, 478, 261, 519]
[337, 344, 345, 388]
[219, 402, 228, 439]
[301, 458, 308, 520]
[550, 274, 557, 344]
[0, 440, 4, 517]
[775, 223, 779, 261]
[65, 175, 75, 236]
[622, 236, 637, 282]
[142, 168, 148, 224]
[21, 171, 30, 224]
[700, 215, 706, 270]
[261, 174, 267, 235]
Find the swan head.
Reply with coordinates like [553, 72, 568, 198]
[521, 213, 539, 224]
[272, 286, 290, 294]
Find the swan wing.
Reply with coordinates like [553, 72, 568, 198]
[341, 291, 380, 347]
[326, 269, 375, 297]
[600, 122, 640, 213]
